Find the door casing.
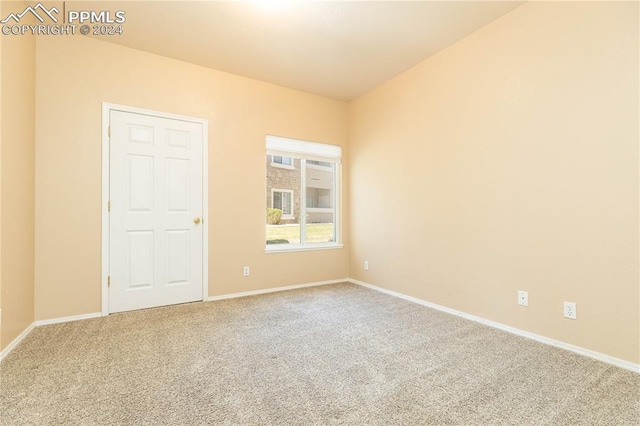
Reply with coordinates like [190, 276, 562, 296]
[101, 102, 209, 316]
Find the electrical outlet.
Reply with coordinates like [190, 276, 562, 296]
[563, 302, 576, 319]
[364, 260, 369, 271]
[243, 266, 250, 277]
[518, 290, 528, 307]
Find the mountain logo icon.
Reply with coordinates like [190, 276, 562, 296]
[1, 2, 59, 24]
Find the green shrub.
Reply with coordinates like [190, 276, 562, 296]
[267, 208, 283, 225]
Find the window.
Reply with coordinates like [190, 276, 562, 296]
[266, 135, 342, 251]
[271, 155, 294, 169]
[307, 160, 331, 167]
[272, 189, 293, 218]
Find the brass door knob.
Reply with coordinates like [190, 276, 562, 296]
[193, 217, 201, 224]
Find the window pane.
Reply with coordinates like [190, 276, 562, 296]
[273, 156, 292, 166]
[307, 160, 331, 167]
[282, 192, 292, 215]
[305, 161, 335, 243]
[266, 156, 301, 245]
[273, 192, 282, 210]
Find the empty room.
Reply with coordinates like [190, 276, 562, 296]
[1, 0, 638, 424]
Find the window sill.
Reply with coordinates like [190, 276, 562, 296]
[270, 163, 295, 170]
[265, 243, 344, 254]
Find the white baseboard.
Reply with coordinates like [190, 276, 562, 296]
[35, 312, 103, 327]
[208, 278, 348, 301]
[0, 322, 35, 362]
[349, 278, 640, 374]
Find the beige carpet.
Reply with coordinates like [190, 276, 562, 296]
[1, 283, 638, 425]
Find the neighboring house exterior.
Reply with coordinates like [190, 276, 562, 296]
[266, 155, 334, 224]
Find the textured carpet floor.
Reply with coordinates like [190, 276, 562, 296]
[1, 283, 638, 425]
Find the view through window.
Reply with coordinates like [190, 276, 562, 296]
[266, 136, 341, 249]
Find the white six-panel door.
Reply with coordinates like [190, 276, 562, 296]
[109, 110, 204, 313]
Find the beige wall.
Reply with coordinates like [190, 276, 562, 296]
[0, 1, 36, 350]
[348, 1, 639, 364]
[35, 35, 349, 321]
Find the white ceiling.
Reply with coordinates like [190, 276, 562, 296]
[84, 1, 524, 101]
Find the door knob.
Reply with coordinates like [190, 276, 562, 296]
[193, 217, 201, 224]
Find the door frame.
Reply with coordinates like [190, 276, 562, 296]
[101, 102, 209, 316]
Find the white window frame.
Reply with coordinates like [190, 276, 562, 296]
[271, 188, 294, 219]
[266, 135, 343, 253]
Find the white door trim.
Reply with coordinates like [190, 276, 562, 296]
[101, 103, 209, 316]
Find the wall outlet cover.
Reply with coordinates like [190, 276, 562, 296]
[563, 301, 577, 319]
[518, 290, 528, 307]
